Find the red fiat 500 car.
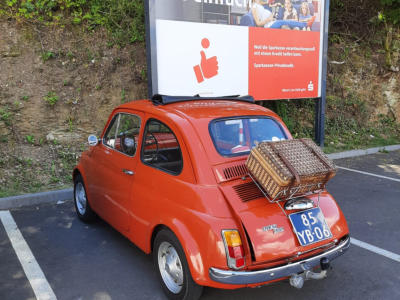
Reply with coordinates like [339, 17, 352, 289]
[73, 96, 349, 300]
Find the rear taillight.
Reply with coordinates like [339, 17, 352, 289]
[222, 230, 245, 269]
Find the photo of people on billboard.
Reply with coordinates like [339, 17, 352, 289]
[154, 0, 321, 32]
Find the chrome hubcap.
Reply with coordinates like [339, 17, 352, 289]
[158, 241, 184, 294]
[75, 182, 87, 215]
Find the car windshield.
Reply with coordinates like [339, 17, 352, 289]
[209, 117, 287, 156]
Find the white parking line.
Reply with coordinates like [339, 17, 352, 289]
[337, 166, 400, 182]
[351, 238, 400, 263]
[0, 211, 57, 300]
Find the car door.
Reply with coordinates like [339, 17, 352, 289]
[127, 117, 196, 250]
[89, 111, 143, 232]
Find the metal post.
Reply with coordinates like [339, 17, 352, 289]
[145, 0, 159, 99]
[315, 0, 330, 147]
[315, 98, 325, 146]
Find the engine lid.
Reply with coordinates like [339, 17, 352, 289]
[219, 179, 343, 263]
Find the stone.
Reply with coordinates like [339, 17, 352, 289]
[46, 133, 55, 141]
[383, 76, 400, 122]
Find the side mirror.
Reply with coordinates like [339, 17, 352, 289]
[88, 135, 99, 147]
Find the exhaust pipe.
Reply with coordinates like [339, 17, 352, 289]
[305, 269, 327, 280]
[289, 258, 330, 289]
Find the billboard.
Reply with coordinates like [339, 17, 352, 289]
[146, 0, 326, 101]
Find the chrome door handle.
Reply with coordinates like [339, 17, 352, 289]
[122, 169, 134, 175]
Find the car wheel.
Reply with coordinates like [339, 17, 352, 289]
[154, 229, 203, 300]
[74, 174, 96, 222]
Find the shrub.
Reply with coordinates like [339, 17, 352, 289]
[0, 0, 145, 45]
[43, 91, 59, 106]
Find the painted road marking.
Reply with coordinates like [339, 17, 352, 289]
[351, 237, 400, 263]
[0, 211, 57, 300]
[337, 166, 400, 182]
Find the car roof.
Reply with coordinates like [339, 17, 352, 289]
[118, 99, 279, 122]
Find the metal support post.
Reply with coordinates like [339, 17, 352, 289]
[315, 0, 330, 147]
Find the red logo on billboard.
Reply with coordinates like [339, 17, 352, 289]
[193, 38, 219, 83]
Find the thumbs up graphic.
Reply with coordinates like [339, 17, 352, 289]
[194, 38, 219, 83]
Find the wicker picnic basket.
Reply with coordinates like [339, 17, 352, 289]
[246, 138, 337, 200]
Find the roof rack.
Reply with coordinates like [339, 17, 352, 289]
[151, 94, 255, 106]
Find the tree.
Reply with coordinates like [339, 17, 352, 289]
[378, 0, 400, 69]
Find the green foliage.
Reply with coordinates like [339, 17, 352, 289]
[379, 0, 400, 25]
[14, 100, 22, 109]
[330, 0, 399, 68]
[330, 0, 399, 39]
[262, 99, 314, 139]
[323, 95, 400, 152]
[121, 88, 126, 103]
[86, 0, 145, 44]
[374, 0, 400, 67]
[41, 51, 55, 61]
[67, 117, 74, 132]
[1, 0, 145, 45]
[26, 135, 35, 144]
[141, 68, 147, 81]
[3, 0, 87, 22]
[43, 91, 59, 106]
[0, 107, 12, 126]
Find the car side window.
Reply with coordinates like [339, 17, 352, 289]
[141, 119, 183, 175]
[103, 113, 141, 157]
[103, 115, 119, 148]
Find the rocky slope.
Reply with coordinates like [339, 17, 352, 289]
[0, 19, 146, 195]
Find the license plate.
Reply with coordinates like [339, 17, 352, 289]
[289, 207, 332, 246]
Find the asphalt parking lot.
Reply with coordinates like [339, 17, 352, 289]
[1, 150, 399, 300]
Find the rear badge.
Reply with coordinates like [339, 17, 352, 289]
[262, 224, 284, 234]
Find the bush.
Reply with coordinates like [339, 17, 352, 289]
[0, 0, 145, 45]
[380, 0, 400, 25]
[43, 91, 59, 106]
[86, 0, 145, 44]
[330, 0, 399, 40]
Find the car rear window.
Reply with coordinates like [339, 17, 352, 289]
[209, 117, 287, 156]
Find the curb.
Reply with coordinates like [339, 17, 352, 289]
[326, 144, 400, 160]
[0, 145, 399, 210]
[0, 188, 73, 210]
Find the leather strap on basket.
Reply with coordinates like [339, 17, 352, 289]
[299, 138, 334, 179]
[268, 142, 300, 185]
[299, 139, 332, 170]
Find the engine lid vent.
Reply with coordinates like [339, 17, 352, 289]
[223, 164, 248, 180]
[233, 181, 264, 202]
[213, 161, 249, 183]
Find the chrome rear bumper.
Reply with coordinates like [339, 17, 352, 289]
[209, 236, 350, 285]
